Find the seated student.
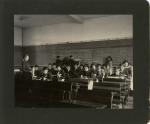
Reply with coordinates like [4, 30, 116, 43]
[48, 63, 52, 71]
[120, 60, 133, 91]
[41, 67, 51, 81]
[78, 64, 84, 76]
[81, 65, 91, 79]
[56, 56, 62, 66]
[90, 64, 97, 79]
[56, 65, 65, 82]
[47, 63, 53, 80]
[62, 56, 69, 66]
[72, 63, 80, 78]
[68, 55, 75, 69]
[101, 66, 106, 79]
[103, 56, 113, 76]
[109, 66, 125, 78]
[64, 65, 73, 80]
[32, 65, 42, 80]
[120, 60, 133, 77]
[51, 63, 58, 81]
[96, 64, 103, 81]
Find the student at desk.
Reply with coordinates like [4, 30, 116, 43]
[103, 56, 113, 77]
[48, 63, 52, 71]
[120, 60, 133, 91]
[72, 63, 80, 78]
[90, 64, 99, 82]
[64, 65, 73, 80]
[32, 65, 42, 80]
[96, 64, 104, 81]
[56, 56, 62, 66]
[56, 65, 65, 81]
[81, 65, 91, 79]
[51, 63, 58, 81]
[41, 67, 51, 81]
[78, 64, 84, 76]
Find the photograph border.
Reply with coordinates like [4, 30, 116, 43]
[0, 0, 149, 124]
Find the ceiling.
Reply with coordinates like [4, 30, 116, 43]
[14, 15, 110, 28]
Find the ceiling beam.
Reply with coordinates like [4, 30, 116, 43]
[68, 15, 83, 24]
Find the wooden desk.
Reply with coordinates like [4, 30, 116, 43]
[15, 75, 130, 108]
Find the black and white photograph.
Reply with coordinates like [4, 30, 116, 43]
[14, 14, 133, 109]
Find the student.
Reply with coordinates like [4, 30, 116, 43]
[68, 55, 75, 69]
[56, 65, 65, 81]
[62, 56, 69, 66]
[90, 64, 97, 78]
[78, 64, 84, 76]
[81, 65, 91, 79]
[64, 65, 73, 80]
[120, 60, 133, 91]
[41, 67, 51, 81]
[96, 64, 103, 81]
[72, 63, 80, 78]
[56, 56, 62, 66]
[51, 63, 58, 81]
[48, 63, 52, 71]
[47, 63, 53, 80]
[120, 60, 133, 77]
[103, 56, 113, 76]
[32, 65, 42, 80]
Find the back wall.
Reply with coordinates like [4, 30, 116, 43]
[23, 38, 133, 66]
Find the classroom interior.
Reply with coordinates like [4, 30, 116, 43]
[14, 15, 133, 109]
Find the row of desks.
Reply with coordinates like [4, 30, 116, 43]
[15, 77, 130, 108]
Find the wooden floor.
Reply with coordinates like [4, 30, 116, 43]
[112, 96, 133, 109]
[16, 96, 133, 109]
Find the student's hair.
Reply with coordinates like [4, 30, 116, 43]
[84, 64, 89, 68]
[90, 64, 96, 68]
[104, 56, 113, 65]
[23, 54, 29, 59]
[48, 63, 52, 65]
[43, 67, 48, 70]
[107, 56, 113, 61]
[96, 64, 102, 67]
[52, 63, 56, 65]
[56, 65, 61, 68]
[80, 64, 83, 67]
[35, 65, 39, 67]
[122, 60, 129, 65]
[101, 66, 105, 69]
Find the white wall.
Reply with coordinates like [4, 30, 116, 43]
[14, 26, 22, 46]
[23, 15, 133, 46]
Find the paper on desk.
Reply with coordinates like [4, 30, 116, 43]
[88, 80, 93, 90]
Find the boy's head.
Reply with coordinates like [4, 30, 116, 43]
[48, 63, 52, 69]
[43, 67, 48, 74]
[84, 65, 89, 71]
[66, 65, 71, 71]
[57, 66, 61, 71]
[24, 54, 29, 62]
[91, 64, 96, 70]
[52, 63, 57, 69]
[122, 60, 129, 67]
[34, 65, 39, 70]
